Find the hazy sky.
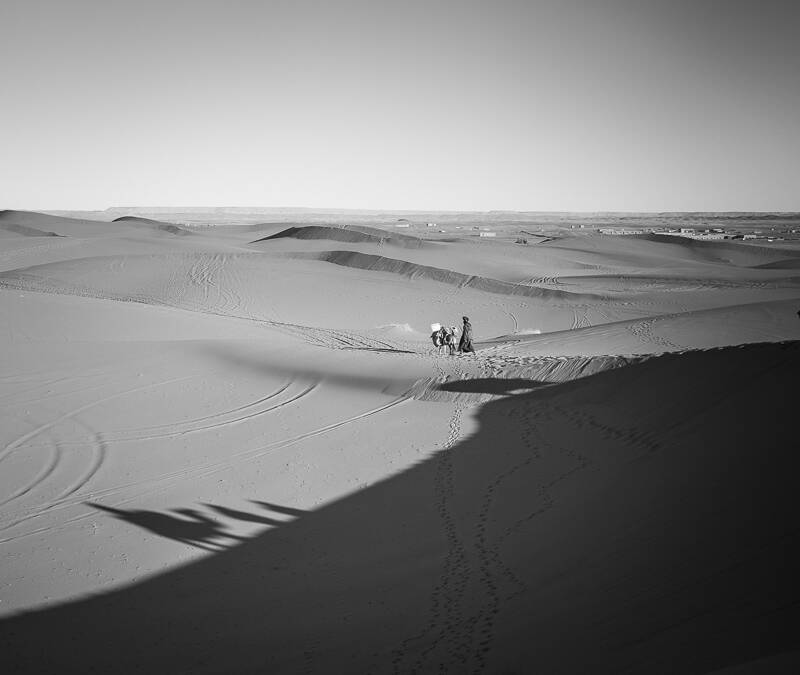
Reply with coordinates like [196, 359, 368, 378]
[1, 0, 798, 211]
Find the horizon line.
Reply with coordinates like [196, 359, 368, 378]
[10, 206, 800, 217]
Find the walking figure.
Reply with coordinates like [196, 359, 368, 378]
[458, 316, 475, 354]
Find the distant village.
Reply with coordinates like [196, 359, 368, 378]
[594, 225, 798, 242]
[392, 218, 800, 243]
[107, 211, 800, 246]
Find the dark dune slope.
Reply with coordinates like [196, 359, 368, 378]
[1, 340, 797, 674]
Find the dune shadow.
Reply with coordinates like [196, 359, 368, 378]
[250, 500, 306, 517]
[199, 342, 422, 394]
[203, 504, 284, 527]
[341, 347, 418, 354]
[88, 503, 244, 551]
[437, 377, 548, 395]
[87, 501, 301, 551]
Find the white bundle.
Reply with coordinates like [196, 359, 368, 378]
[430, 323, 441, 332]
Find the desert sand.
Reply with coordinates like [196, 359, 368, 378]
[1, 209, 799, 673]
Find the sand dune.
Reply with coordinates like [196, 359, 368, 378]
[486, 297, 800, 356]
[1, 209, 88, 228]
[1, 210, 798, 673]
[643, 233, 797, 265]
[0, 222, 62, 238]
[288, 249, 605, 301]
[253, 224, 427, 248]
[0, 209, 195, 241]
[111, 215, 193, 236]
[544, 232, 797, 269]
[0, 209, 116, 237]
[249, 232, 552, 283]
[753, 258, 800, 270]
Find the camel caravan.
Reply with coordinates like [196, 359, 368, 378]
[430, 316, 474, 355]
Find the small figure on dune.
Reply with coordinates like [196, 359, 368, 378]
[459, 316, 475, 354]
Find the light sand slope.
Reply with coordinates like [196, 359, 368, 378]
[1, 210, 192, 239]
[0, 211, 248, 273]
[544, 232, 800, 268]
[0, 251, 596, 336]
[3, 245, 797, 340]
[483, 297, 800, 357]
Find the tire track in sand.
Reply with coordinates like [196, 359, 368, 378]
[9, 381, 302, 453]
[0, 374, 197, 468]
[54, 423, 109, 501]
[0, 375, 198, 510]
[0, 392, 412, 544]
[2, 382, 297, 512]
[0, 440, 61, 507]
[111, 381, 292, 434]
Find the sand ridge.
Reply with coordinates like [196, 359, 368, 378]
[254, 223, 430, 248]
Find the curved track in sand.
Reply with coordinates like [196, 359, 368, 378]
[0, 383, 412, 545]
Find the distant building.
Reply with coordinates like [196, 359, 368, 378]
[599, 228, 641, 235]
[662, 230, 728, 240]
[395, 223, 410, 228]
[426, 223, 437, 227]
[479, 232, 496, 238]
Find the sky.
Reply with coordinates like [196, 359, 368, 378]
[1, 0, 798, 212]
